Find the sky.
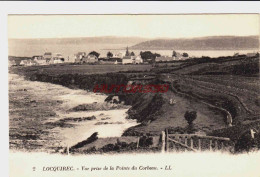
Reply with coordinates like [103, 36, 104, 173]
[8, 14, 259, 39]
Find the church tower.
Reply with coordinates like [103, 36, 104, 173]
[125, 46, 130, 56]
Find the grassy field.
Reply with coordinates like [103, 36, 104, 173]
[157, 57, 260, 134]
[189, 75, 260, 114]
[11, 64, 152, 76]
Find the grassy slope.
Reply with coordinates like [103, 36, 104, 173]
[152, 56, 260, 138]
[9, 55, 260, 152]
[130, 36, 259, 50]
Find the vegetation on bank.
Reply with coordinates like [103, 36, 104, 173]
[9, 54, 260, 153]
[152, 55, 259, 76]
[67, 133, 160, 154]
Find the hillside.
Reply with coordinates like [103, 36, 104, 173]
[8, 36, 148, 57]
[9, 36, 148, 45]
[130, 36, 259, 50]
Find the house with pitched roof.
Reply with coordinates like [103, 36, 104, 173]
[53, 53, 65, 64]
[134, 55, 143, 64]
[82, 54, 98, 63]
[122, 56, 133, 64]
[44, 52, 53, 64]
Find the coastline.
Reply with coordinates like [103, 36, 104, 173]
[9, 54, 260, 153]
[9, 73, 140, 153]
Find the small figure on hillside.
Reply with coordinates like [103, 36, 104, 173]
[169, 98, 176, 105]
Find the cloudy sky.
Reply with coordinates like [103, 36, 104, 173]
[8, 14, 259, 39]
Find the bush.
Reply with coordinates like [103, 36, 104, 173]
[83, 146, 97, 154]
[234, 130, 260, 153]
[182, 53, 189, 57]
[100, 139, 137, 152]
[139, 136, 153, 147]
[184, 111, 197, 125]
[101, 144, 115, 152]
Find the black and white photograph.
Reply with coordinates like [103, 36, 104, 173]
[8, 14, 260, 154]
[4, 7, 260, 177]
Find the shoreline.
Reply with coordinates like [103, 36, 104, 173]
[9, 54, 260, 153]
[9, 66, 228, 137]
[9, 73, 140, 153]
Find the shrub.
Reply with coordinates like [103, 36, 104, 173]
[101, 144, 115, 152]
[184, 111, 197, 125]
[139, 136, 153, 147]
[234, 130, 260, 153]
[182, 53, 189, 57]
[83, 146, 97, 154]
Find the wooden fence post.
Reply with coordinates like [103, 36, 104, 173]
[221, 141, 224, 151]
[165, 129, 169, 152]
[184, 137, 187, 152]
[190, 138, 194, 149]
[136, 137, 140, 148]
[171, 135, 175, 151]
[161, 131, 165, 153]
[215, 140, 218, 151]
[176, 135, 179, 151]
[161, 133, 230, 152]
[198, 139, 201, 151]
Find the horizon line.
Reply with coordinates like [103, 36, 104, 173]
[8, 35, 258, 40]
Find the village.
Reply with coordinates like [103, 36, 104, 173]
[8, 46, 194, 67]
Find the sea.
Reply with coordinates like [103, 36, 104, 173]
[9, 74, 138, 152]
[8, 41, 258, 60]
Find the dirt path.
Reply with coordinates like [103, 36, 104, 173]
[126, 74, 227, 135]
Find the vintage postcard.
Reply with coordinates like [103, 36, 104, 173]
[8, 13, 260, 177]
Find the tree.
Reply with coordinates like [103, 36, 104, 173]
[152, 53, 161, 65]
[130, 51, 135, 56]
[184, 111, 197, 125]
[140, 51, 161, 63]
[154, 53, 161, 58]
[89, 51, 100, 58]
[107, 51, 113, 58]
[182, 52, 189, 57]
[172, 50, 177, 57]
[140, 51, 153, 61]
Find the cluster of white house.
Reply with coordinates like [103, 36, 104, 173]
[73, 52, 143, 65]
[10, 48, 145, 66]
[74, 47, 144, 65]
[9, 52, 66, 67]
[155, 52, 190, 62]
[9, 48, 258, 67]
[8, 51, 192, 67]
